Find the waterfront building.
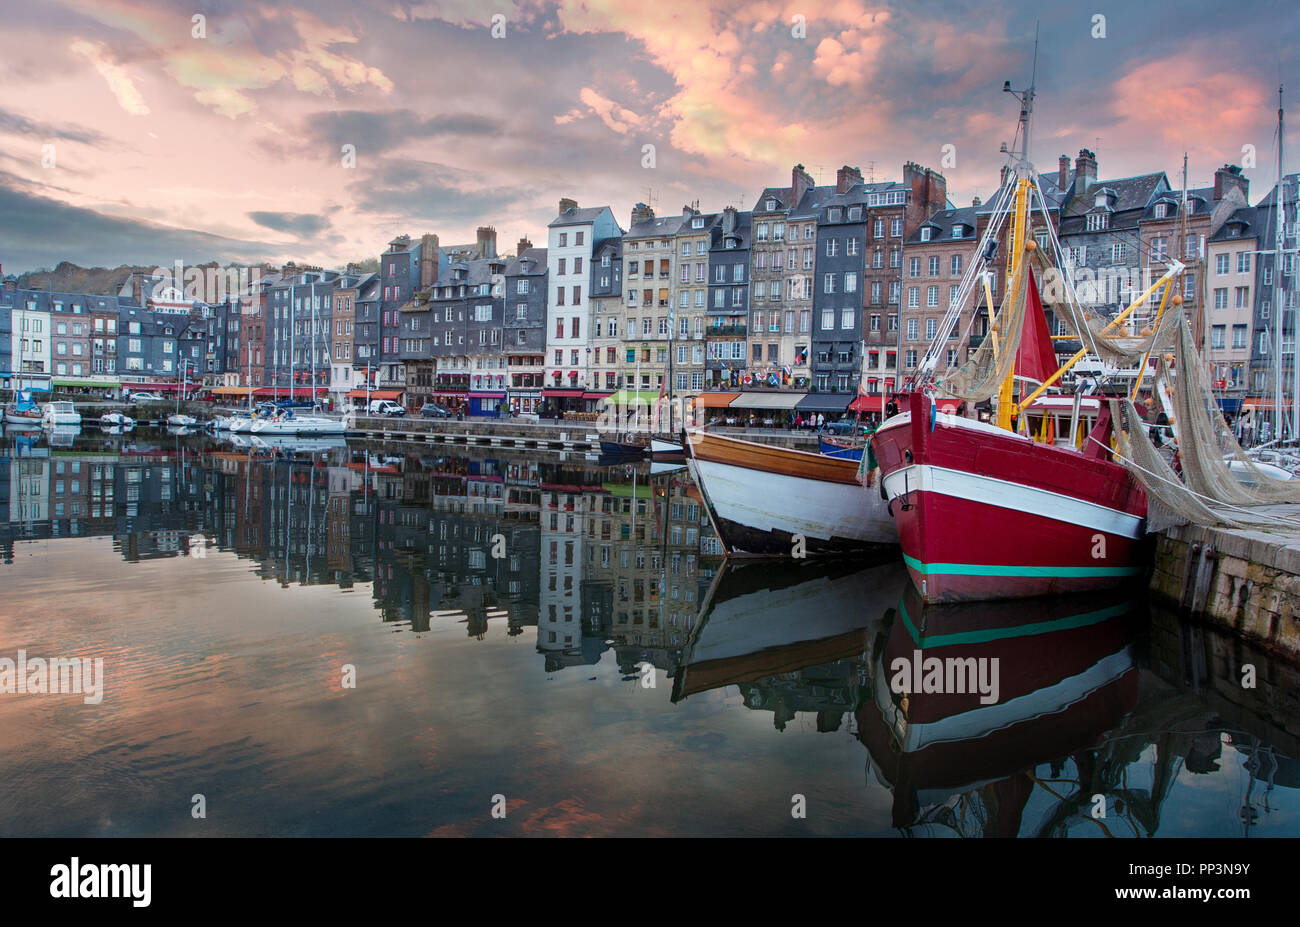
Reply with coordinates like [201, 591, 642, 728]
[504, 240, 548, 414]
[1206, 206, 1260, 413]
[620, 203, 687, 407]
[1247, 172, 1300, 407]
[588, 235, 623, 395]
[705, 207, 751, 389]
[546, 199, 621, 411]
[672, 206, 713, 402]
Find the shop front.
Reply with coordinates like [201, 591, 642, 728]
[469, 391, 507, 417]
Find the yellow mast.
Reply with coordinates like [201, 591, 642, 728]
[994, 176, 1031, 431]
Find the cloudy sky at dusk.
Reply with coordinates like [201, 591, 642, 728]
[0, 0, 1295, 273]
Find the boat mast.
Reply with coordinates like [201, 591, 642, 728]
[1273, 85, 1285, 443]
[994, 32, 1037, 431]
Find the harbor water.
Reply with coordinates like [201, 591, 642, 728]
[0, 427, 1297, 837]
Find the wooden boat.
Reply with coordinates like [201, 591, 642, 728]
[3, 397, 42, 428]
[686, 428, 896, 555]
[672, 556, 906, 702]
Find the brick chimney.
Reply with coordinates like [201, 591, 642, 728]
[791, 163, 814, 207]
[722, 206, 737, 233]
[558, 197, 577, 215]
[1213, 164, 1249, 204]
[1058, 155, 1070, 191]
[902, 162, 948, 236]
[516, 236, 532, 256]
[630, 202, 655, 226]
[420, 233, 440, 288]
[476, 226, 497, 259]
[1075, 149, 1098, 195]
[836, 164, 863, 194]
[972, 197, 982, 207]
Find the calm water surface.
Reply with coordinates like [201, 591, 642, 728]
[1, 427, 1297, 837]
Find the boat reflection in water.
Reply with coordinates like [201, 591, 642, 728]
[858, 584, 1147, 836]
[672, 557, 905, 707]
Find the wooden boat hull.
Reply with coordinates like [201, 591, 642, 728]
[871, 394, 1147, 604]
[687, 430, 896, 555]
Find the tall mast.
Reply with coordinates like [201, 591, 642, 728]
[1274, 85, 1285, 442]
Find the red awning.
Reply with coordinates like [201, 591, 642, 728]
[132, 382, 181, 392]
[346, 389, 403, 400]
[582, 391, 612, 400]
[253, 386, 326, 398]
[543, 389, 584, 398]
[849, 395, 883, 413]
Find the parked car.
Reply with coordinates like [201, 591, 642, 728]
[369, 399, 406, 417]
[127, 392, 165, 403]
[420, 403, 453, 418]
[823, 419, 863, 437]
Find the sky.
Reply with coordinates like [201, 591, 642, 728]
[0, 0, 1295, 274]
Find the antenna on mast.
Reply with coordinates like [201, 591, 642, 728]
[1002, 22, 1038, 171]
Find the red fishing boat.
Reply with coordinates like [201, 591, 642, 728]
[870, 74, 1181, 604]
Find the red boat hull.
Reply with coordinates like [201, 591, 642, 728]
[870, 393, 1148, 603]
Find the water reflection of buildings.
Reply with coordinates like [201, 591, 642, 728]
[0, 436, 718, 661]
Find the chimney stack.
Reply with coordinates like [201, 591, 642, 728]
[722, 206, 737, 233]
[1213, 164, 1249, 204]
[1074, 149, 1098, 195]
[516, 236, 532, 256]
[836, 164, 863, 194]
[558, 197, 577, 215]
[1058, 155, 1070, 191]
[630, 202, 655, 226]
[420, 233, 440, 288]
[476, 226, 497, 259]
[972, 196, 982, 207]
[791, 163, 814, 207]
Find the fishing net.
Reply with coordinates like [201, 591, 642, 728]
[1162, 316, 1300, 505]
[1109, 398, 1242, 530]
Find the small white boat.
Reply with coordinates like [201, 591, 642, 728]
[651, 436, 685, 455]
[250, 412, 346, 436]
[100, 411, 136, 428]
[1227, 456, 1296, 485]
[41, 401, 82, 427]
[166, 413, 198, 427]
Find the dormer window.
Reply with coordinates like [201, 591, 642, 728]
[1154, 202, 1169, 219]
[692, 217, 704, 229]
[828, 207, 843, 222]
[1086, 213, 1109, 231]
[951, 226, 964, 239]
[920, 227, 932, 242]
[766, 199, 776, 211]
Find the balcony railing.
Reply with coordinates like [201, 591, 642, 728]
[707, 323, 748, 336]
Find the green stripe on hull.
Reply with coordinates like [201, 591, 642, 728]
[898, 597, 1135, 649]
[902, 553, 1143, 579]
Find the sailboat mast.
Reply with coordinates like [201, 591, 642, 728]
[1274, 85, 1285, 443]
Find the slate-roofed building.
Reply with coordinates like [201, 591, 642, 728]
[706, 207, 750, 388]
[547, 200, 621, 409]
[588, 235, 623, 395]
[505, 241, 548, 414]
[1206, 205, 1259, 411]
[1247, 172, 1300, 407]
[620, 204, 687, 398]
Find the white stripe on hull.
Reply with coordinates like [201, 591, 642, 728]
[880, 464, 1143, 539]
[694, 458, 895, 546]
